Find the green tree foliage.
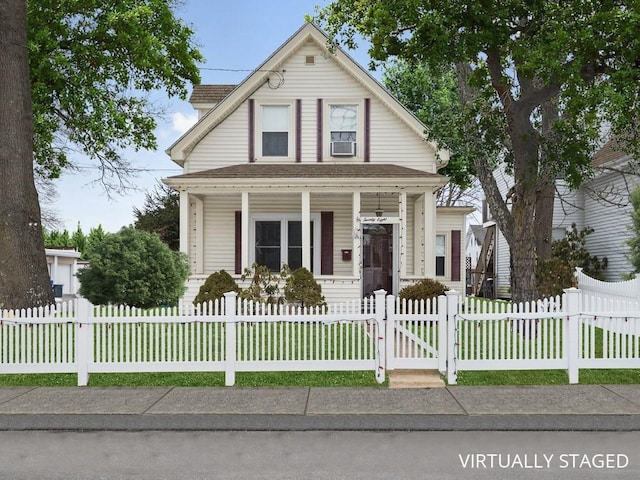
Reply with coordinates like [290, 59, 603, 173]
[626, 186, 640, 276]
[399, 278, 449, 302]
[536, 225, 608, 297]
[382, 60, 476, 203]
[77, 227, 189, 307]
[314, 1, 640, 302]
[44, 224, 106, 258]
[134, 183, 179, 250]
[193, 270, 240, 305]
[27, 0, 203, 186]
[283, 267, 326, 308]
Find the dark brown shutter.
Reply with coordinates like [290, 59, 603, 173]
[321, 211, 333, 275]
[364, 98, 370, 163]
[235, 211, 242, 274]
[316, 99, 323, 162]
[451, 230, 461, 282]
[248, 99, 255, 162]
[295, 99, 302, 162]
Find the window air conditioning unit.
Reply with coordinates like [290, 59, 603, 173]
[331, 141, 356, 156]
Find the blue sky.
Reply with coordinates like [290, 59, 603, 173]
[52, 0, 376, 233]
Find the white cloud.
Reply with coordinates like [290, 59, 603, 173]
[171, 111, 198, 134]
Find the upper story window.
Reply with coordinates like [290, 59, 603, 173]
[262, 105, 289, 157]
[330, 104, 357, 156]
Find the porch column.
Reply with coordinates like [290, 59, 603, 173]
[399, 191, 407, 278]
[352, 191, 361, 278]
[423, 191, 436, 277]
[194, 196, 204, 274]
[301, 191, 311, 270]
[241, 192, 249, 272]
[179, 190, 189, 255]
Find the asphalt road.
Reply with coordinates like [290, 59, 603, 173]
[1, 431, 640, 479]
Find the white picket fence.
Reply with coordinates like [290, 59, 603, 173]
[3, 288, 640, 385]
[1, 291, 387, 386]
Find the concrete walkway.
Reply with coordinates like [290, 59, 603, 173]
[2, 385, 640, 431]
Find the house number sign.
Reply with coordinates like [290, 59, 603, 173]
[360, 216, 401, 224]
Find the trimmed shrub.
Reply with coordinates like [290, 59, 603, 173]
[284, 267, 326, 308]
[399, 278, 449, 301]
[77, 227, 189, 308]
[193, 270, 239, 305]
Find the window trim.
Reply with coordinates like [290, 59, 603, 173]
[256, 101, 294, 159]
[324, 99, 363, 159]
[435, 233, 447, 277]
[249, 213, 321, 273]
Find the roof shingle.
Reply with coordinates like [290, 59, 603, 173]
[189, 84, 236, 104]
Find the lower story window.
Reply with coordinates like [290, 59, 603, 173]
[435, 234, 446, 276]
[254, 216, 317, 272]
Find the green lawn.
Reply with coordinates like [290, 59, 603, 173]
[0, 370, 386, 387]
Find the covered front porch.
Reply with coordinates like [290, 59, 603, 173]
[164, 164, 449, 303]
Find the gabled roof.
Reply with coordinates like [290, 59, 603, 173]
[167, 22, 448, 165]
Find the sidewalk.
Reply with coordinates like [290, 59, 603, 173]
[2, 385, 640, 431]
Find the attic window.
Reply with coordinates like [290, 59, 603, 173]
[305, 55, 315, 65]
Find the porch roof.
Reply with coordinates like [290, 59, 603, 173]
[168, 163, 444, 180]
[164, 164, 448, 192]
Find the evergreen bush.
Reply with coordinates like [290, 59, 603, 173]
[77, 227, 189, 308]
[399, 278, 449, 301]
[193, 270, 239, 305]
[283, 267, 326, 308]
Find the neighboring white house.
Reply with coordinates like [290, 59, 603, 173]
[45, 248, 82, 297]
[476, 140, 639, 298]
[466, 224, 485, 271]
[164, 23, 473, 303]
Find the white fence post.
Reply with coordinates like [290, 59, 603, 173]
[224, 291, 238, 386]
[375, 289, 387, 384]
[437, 294, 447, 375]
[76, 298, 92, 386]
[385, 294, 395, 372]
[564, 288, 581, 384]
[446, 290, 459, 385]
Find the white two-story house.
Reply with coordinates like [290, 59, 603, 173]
[164, 23, 472, 303]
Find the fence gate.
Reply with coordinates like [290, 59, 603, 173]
[385, 295, 445, 371]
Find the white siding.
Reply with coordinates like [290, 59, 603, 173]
[434, 209, 468, 293]
[553, 181, 584, 232]
[582, 171, 639, 281]
[490, 164, 513, 298]
[186, 107, 248, 173]
[184, 40, 437, 173]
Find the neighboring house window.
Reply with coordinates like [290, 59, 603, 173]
[262, 105, 289, 156]
[330, 104, 357, 156]
[253, 215, 319, 272]
[435, 234, 446, 276]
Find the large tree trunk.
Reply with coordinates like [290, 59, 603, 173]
[0, 0, 54, 309]
[534, 179, 555, 261]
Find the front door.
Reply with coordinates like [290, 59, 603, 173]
[362, 224, 393, 297]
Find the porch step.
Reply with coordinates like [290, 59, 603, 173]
[388, 369, 446, 389]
